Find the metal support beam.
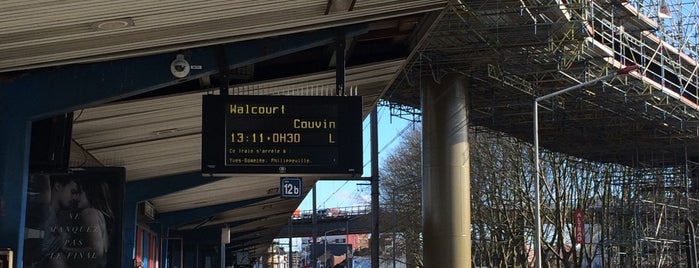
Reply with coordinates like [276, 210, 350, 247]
[125, 172, 226, 202]
[160, 224, 170, 268]
[216, 45, 231, 96]
[686, 219, 697, 267]
[289, 218, 293, 268]
[370, 107, 380, 268]
[312, 186, 318, 267]
[123, 195, 139, 268]
[0, 25, 368, 121]
[220, 229, 226, 268]
[336, 32, 346, 96]
[318, 176, 372, 181]
[0, 119, 31, 268]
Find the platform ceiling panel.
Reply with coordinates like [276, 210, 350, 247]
[0, 0, 445, 72]
[151, 176, 283, 213]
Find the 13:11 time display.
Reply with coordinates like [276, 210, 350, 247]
[231, 132, 302, 143]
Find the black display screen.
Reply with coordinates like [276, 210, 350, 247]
[202, 95, 363, 175]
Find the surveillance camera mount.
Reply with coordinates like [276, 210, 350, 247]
[170, 54, 191, 78]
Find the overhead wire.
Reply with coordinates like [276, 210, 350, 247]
[362, 118, 416, 169]
[322, 109, 417, 209]
[320, 180, 350, 208]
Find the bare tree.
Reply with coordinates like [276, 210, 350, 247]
[470, 128, 535, 267]
[380, 127, 422, 268]
[378, 124, 656, 267]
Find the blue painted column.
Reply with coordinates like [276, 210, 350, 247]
[421, 75, 472, 268]
[123, 198, 139, 268]
[0, 118, 31, 268]
[160, 226, 169, 268]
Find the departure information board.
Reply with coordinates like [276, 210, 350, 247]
[202, 95, 363, 175]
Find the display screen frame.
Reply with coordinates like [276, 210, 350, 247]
[202, 95, 363, 175]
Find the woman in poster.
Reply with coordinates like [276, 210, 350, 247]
[68, 181, 114, 268]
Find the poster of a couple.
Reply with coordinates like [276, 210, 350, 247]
[24, 168, 124, 268]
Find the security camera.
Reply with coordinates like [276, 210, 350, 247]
[170, 54, 190, 78]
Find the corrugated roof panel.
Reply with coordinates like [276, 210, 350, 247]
[232, 60, 403, 95]
[151, 176, 281, 212]
[87, 134, 201, 178]
[0, 0, 445, 71]
[182, 202, 299, 230]
[74, 111, 201, 150]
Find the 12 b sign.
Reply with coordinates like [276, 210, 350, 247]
[280, 177, 302, 198]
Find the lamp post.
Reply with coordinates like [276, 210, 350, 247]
[323, 228, 346, 268]
[532, 65, 638, 268]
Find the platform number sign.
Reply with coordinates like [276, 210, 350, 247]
[280, 177, 302, 198]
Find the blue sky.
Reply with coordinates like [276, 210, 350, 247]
[297, 105, 416, 211]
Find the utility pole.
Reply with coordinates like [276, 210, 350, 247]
[312, 187, 318, 268]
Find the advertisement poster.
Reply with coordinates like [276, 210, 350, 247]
[24, 168, 124, 268]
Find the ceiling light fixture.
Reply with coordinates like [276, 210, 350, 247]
[92, 18, 134, 31]
[153, 128, 180, 135]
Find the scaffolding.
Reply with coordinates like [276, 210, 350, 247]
[629, 0, 699, 59]
[381, 0, 699, 266]
[385, 0, 699, 164]
[605, 158, 699, 267]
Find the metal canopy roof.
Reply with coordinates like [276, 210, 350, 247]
[13, 0, 698, 261]
[0, 0, 447, 260]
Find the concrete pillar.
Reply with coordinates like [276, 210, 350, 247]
[0, 118, 31, 268]
[421, 75, 471, 267]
